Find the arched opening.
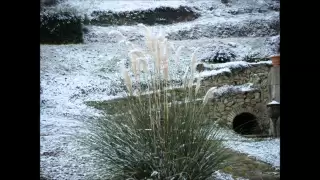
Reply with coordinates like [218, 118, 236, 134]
[233, 112, 261, 135]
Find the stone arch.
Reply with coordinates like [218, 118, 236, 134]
[227, 106, 263, 135]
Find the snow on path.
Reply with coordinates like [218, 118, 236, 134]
[217, 128, 280, 169]
[214, 171, 249, 180]
[223, 138, 280, 169]
[40, 43, 117, 179]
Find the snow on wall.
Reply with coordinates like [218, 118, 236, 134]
[210, 83, 256, 98]
[203, 61, 251, 70]
[194, 61, 271, 103]
[203, 84, 268, 129]
[199, 61, 271, 78]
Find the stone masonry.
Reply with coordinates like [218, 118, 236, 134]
[200, 62, 272, 134]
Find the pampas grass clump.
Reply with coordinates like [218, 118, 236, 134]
[81, 24, 231, 180]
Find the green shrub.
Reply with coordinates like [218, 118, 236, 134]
[80, 24, 231, 179]
[243, 52, 268, 63]
[200, 47, 236, 64]
[40, 8, 83, 44]
[90, 6, 200, 26]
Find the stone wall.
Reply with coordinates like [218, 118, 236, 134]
[89, 61, 272, 105]
[86, 61, 273, 134]
[197, 62, 273, 134]
[206, 86, 270, 134]
[197, 62, 272, 98]
[168, 62, 272, 102]
[155, 62, 272, 133]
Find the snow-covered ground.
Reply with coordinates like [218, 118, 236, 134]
[224, 138, 280, 169]
[40, 44, 279, 178]
[214, 171, 249, 180]
[217, 128, 280, 169]
[56, 0, 191, 15]
[56, 0, 277, 17]
[41, 0, 279, 179]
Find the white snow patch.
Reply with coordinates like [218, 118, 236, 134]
[212, 84, 256, 98]
[203, 60, 271, 71]
[251, 60, 272, 65]
[214, 171, 248, 180]
[199, 68, 231, 78]
[203, 61, 250, 70]
[202, 83, 256, 103]
[198, 60, 271, 81]
[223, 138, 280, 169]
[268, 100, 280, 105]
[211, 128, 280, 169]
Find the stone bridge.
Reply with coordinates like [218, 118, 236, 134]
[199, 61, 273, 135]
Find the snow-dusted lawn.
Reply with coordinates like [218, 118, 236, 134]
[40, 1, 279, 178]
[224, 138, 280, 168]
[40, 42, 279, 179]
[40, 45, 279, 178]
